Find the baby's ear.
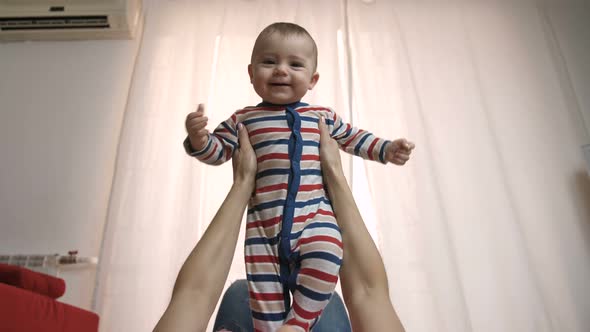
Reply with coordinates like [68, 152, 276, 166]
[308, 72, 320, 90]
[247, 64, 254, 83]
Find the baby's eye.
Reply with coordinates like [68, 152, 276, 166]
[291, 62, 304, 68]
[262, 59, 276, 64]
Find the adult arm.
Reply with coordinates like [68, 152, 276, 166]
[318, 116, 406, 332]
[154, 123, 256, 332]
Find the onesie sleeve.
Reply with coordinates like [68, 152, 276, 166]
[183, 112, 238, 165]
[328, 108, 391, 164]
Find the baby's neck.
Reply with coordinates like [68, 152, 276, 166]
[258, 100, 307, 108]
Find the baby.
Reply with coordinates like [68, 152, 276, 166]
[184, 22, 414, 332]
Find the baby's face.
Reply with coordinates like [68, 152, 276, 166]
[249, 33, 319, 105]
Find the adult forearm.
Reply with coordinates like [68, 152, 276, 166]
[155, 181, 251, 332]
[174, 181, 250, 297]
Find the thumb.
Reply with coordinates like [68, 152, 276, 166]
[197, 103, 206, 115]
[237, 123, 252, 150]
[318, 116, 329, 139]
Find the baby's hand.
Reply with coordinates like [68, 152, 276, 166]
[385, 138, 415, 165]
[185, 103, 209, 151]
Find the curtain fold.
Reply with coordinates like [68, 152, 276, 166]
[94, 1, 590, 331]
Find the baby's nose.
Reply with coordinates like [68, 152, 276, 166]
[273, 64, 288, 75]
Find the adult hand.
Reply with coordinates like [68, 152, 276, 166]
[232, 123, 257, 191]
[385, 138, 415, 165]
[185, 103, 210, 151]
[318, 116, 345, 182]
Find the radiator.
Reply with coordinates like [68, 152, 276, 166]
[0, 252, 98, 276]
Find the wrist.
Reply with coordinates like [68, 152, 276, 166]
[323, 165, 346, 189]
[232, 178, 255, 195]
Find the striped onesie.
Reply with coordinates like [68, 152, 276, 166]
[184, 101, 390, 331]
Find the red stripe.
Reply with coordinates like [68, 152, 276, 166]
[298, 184, 323, 192]
[292, 299, 322, 320]
[231, 114, 237, 123]
[301, 128, 320, 134]
[256, 183, 289, 194]
[249, 291, 283, 301]
[296, 106, 330, 113]
[250, 127, 291, 136]
[245, 255, 279, 263]
[203, 147, 217, 160]
[293, 208, 333, 224]
[301, 154, 320, 161]
[367, 138, 378, 160]
[342, 130, 364, 148]
[299, 268, 339, 283]
[247, 216, 282, 229]
[257, 153, 289, 162]
[297, 235, 343, 249]
[254, 182, 322, 195]
[285, 318, 309, 331]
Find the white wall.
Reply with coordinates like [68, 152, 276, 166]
[0, 35, 141, 309]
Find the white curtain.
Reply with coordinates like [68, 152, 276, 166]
[94, 0, 590, 331]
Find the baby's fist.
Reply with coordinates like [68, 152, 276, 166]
[386, 138, 415, 165]
[185, 103, 209, 151]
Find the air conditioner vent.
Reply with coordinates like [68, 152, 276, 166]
[0, 0, 142, 41]
[0, 16, 109, 31]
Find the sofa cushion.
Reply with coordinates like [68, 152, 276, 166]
[0, 263, 66, 299]
[0, 282, 99, 332]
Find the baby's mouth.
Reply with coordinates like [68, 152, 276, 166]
[270, 83, 290, 87]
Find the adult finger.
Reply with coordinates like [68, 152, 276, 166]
[318, 115, 330, 139]
[237, 123, 252, 151]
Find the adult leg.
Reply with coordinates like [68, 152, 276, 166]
[213, 280, 254, 332]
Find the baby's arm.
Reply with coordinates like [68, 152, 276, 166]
[184, 105, 239, 165]
[327, 109, 391, 164]
[327, 109, 414, 165]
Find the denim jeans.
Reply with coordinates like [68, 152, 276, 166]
[213, 279, 352, 332]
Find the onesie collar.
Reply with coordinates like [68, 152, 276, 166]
[257, 100, 309, 108]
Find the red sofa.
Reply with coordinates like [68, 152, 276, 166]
[0, 263, 99, 332]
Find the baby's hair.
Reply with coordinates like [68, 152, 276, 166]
[251, 22, 318, 72]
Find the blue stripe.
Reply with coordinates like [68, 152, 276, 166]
[215, 148, 223, 161]
[253, 139, 290, 150]
[300, 116, 334, 126]
[299, 251, 342, 266]
[194, 138, 212, 157]
[247, 199, 286, 213]
[253, 139, 319, 150]
[256, 168, 290, 179]
[294, 196, 330, 208]
[256, 168, 322, 180]
[354, 133, 371, 156]
[243, 115, 286, 125]
[379, 141, 389, 163]
[251, 310, 287, 322]
[246, 273, 281, 283]
[247, 194, 328, 214]
[296, 284, 333, 302]
[291, 222, 340, 239]
[332, 122, 344, 136]
[221, 121, 237, 137]
[245, 236, 279, 246]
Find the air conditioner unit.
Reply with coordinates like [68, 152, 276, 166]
[0, 0, 142, 42]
